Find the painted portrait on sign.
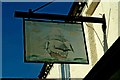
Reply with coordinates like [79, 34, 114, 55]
[24, 20, 89, 64]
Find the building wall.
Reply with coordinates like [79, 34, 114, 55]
[93, 1, 118, 48]
[118, 1, 120, 36]
[47, 64, 61, 78]
[47, 0, 119, 78]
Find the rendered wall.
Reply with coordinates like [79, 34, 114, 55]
[47, 1, 119, 78]
[118, 1, 120, 36]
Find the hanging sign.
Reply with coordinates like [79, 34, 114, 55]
[24, 19, 89, 64]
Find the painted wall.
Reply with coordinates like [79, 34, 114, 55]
[118, 1, 120, 36]
[47, 64, 62, 78]
[47, 1, 119, 78]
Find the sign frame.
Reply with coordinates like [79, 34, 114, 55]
[23, 19, 89, 64]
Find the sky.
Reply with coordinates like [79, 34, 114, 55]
[2, 2, 73, 78]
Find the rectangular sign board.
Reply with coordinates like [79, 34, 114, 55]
[24, 19, 89, 64]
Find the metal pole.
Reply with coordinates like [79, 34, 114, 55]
[102, 14, 108, 52]
[103, 30, 108, 52]
[61, 64, 65, 79]
[61, 64, 70, 80]
[65, 64, 70, 80]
